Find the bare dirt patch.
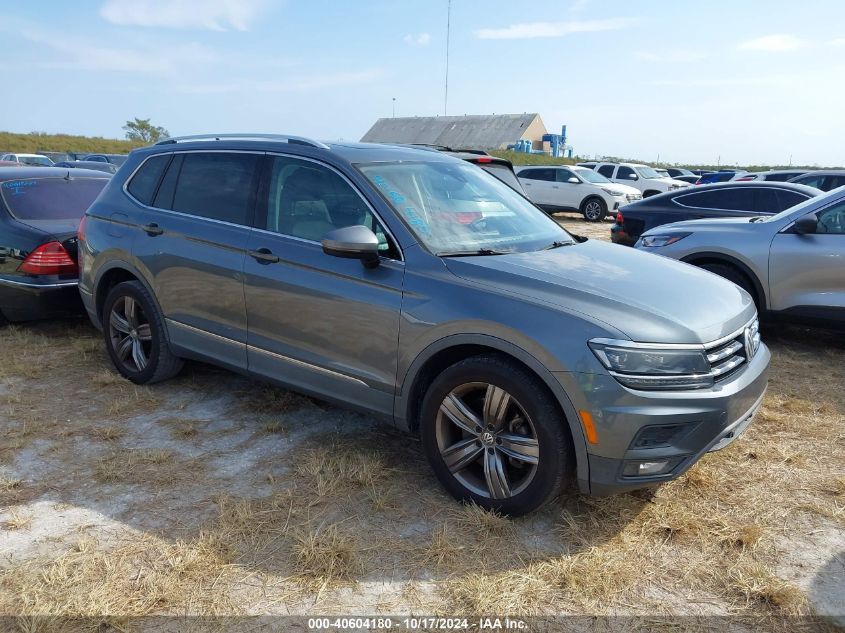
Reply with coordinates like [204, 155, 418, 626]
[0, 225, 842, 628]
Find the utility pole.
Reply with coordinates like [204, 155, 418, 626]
[392, 97, 396, 118]
[444, 0, 451, 116]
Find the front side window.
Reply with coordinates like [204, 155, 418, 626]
[1, 177, 108, 220]
[263, 156, 397, 255]
[358, 160, 573, 255]
[169, 152, 260, 225]
[616, 166, 636, 180]
[555, 169, 576, 182]
[817, 201, 845, 234]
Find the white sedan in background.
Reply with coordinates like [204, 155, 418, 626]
[516, 165, 642, 221]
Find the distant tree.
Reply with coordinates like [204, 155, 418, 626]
[123, 118, 169, 143]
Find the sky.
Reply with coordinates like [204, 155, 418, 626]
[1, 0, 844, 166]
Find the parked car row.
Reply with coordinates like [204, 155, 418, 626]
[1, 134, 840, 517]
[0, 152, 128, 168]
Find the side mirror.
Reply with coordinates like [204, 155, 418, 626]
[628, 174, 638, 180]
[567, 177, 580, 184]
[793, 213, 818, 235]
[322, 225, 381, 268]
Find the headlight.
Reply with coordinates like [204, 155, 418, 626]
[639, 233, 691, 248]
[589, 339, 713, 390]
[601, 187, 625, 196]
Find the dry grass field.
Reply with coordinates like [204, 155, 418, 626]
[0, 216, 842, 631]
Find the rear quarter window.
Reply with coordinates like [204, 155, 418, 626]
[126, 154, 171, 205]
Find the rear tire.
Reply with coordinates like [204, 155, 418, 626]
[0, 310, 7, 327]
[102, 281, 183, 384]
[419, 355, 574, 516]
[698, 263, 758, 307]
[580, 197, 607, 222]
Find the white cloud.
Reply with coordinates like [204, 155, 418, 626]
[829, 37, 845, 47]
[99, 0, 267, 31]
[474, 18, 637, 40]
[737, 34, 806, 52]
[403, 32, 431, 46]
[635, 49, 705, 63]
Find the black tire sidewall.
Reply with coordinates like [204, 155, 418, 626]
[581, 197, 607, 222]
[701, 263, 756, 303]
[419, 356, 573, 515]
[102, 281, 168, 384]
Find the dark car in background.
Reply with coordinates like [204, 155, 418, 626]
[82, 154, 128, 166]
[666, 168, 697, 181]
[54, 160, 118, 175]
[0, 167, 109, 324]
[788, 170, 845, 192]
[611, 181, 820, 246]
[695, 170, 747, 185]
[443, 151, 526, 194]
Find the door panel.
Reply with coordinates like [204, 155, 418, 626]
[554, 169, 581, 209]
[769, 205, 845, 314]
[243, 154, 404, 416]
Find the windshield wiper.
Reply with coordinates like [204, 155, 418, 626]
[541, 240, 572, 250]
[436, 248, 510, 257]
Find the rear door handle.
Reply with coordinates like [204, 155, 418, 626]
[249, 248, 280, 264]
[143, 223, 163, 236]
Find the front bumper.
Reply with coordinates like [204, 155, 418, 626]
[0, 276, 82, 322]
[556, 341, 771, 496]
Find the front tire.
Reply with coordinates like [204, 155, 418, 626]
[580, 197, 607, 222]
[102, 281, 183, 384]
[419, 355, 574, 516]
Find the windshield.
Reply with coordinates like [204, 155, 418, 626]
[20, 156, 53, 167]
[573, 167, 610, 184]
[636, 166, 662, 179]
[1, 177, 107, 220]
[358, 161, 573, 254]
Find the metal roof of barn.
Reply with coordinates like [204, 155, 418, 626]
[360, 113, 542, 149]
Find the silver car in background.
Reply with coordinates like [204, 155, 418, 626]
[635, 187, 845, 327]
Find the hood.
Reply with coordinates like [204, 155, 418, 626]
[443, 239, 755, 345]
[602, 182, 640, 195]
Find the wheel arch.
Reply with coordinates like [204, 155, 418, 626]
[93, 262, 163, 329]
[680, 252, 767, 309]
[396, 334, 590, 488]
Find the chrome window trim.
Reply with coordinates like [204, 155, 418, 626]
[121, 149, 404, 261]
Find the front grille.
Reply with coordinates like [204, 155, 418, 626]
[705, 318, 759, 382]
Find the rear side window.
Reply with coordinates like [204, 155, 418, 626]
[127, 154, 170, 205]
[169, 152, 261, 225]
[597, 165, 615, 178]
[676, 188, 754, 210]
[1, 177, 108, 220]
[520, 168, 554, 181]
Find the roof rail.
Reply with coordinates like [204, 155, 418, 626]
[155, 133, 330, 149]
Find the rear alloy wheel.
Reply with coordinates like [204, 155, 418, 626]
[581, 197, 607, 222]
[420, 355, 573, 515]
[102, 281, 183, 384]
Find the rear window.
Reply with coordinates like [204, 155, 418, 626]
[477, 162, 523, 192]
[1, 177, 108, 220]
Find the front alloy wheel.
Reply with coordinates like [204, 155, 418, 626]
[582, 198, 607, 222]
[437, 383, 539, 499]
[420, 355, 574, 515]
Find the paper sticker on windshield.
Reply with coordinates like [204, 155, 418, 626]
[2, 180, 36, 195]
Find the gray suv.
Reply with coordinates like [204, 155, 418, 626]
[79, 134, 770, 515]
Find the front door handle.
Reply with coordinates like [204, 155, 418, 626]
[143, 223, 164, 236]
[249, 248, 280, 264]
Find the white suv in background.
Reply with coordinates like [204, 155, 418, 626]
[592, 162, 690, 198]
[516, 165, 642, 221]
[0, 153, 54, 166]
